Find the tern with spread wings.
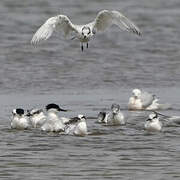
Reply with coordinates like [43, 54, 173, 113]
[31, 10, 141, 51]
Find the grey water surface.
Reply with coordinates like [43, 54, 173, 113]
[1, 0, 180, 179]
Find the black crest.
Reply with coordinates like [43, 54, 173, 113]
[16, 108, 24, 115]
[46, 103, 60, 111]
[46, 103, 67, 112]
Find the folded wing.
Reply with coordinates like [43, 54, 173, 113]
[141, 91, 155, 108]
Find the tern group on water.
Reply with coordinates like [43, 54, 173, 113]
[11, 103, 88, 136]
[10, 10, 178, 135]
[10, 89, 176, 135]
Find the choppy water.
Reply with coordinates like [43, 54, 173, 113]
[1, 0, 180, 179]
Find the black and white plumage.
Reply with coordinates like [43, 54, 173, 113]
[31, 10, 141, 51]
[11, 108, 30, 130]
[144, 112, 162, 132]
[98, 104, 125, 125]
[108, 104, 125, 125]
[64, 115, 88, 136]
[98, 112, 107, 123]
[27, 109, 46, 128]
[41, 103, 67, 132]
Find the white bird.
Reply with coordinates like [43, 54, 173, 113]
[63, 117, 78, 135]
[41, 103, 67, 132]
[146, 98, 160, 110]
[27, 109, 46, 128]
[128, 89, 143, 110]
[11, 108, 30, 130]
[144, 112, 162, 132]
[128, 89, 171, 111]
[107, 104, 125, 125]
[98, 104, 125, 125]
[128, 89, 157, 110]
[31, 10, 141, 51]
[73, 115, 88, 136]
[64, 114, 88, 136]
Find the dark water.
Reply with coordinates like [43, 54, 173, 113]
[1, 0, 180, 179]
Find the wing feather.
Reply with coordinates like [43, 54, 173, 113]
[141, 92, 155, 108]
[92, 10, 141, 35]
[31, 15, 77, 45]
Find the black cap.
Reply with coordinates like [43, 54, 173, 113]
[16, 108, 24, 115]
[46, 103, 67, 112]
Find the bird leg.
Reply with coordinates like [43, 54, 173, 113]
[86, 43, 88, 48]
[81, 44, 83, 51]
[71, 36, 76, 40]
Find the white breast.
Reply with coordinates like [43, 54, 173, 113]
[41, 112, 64, 132]
[31, 113, 46, 128]
[11, 116, 30, 130]
[145, 119, 162, 132]
[146, 99, 159, 110]
[74, 121, 87, 136]
[106, 112, 125, 125]
[112, 113, 125, 125]
[128, 97, 142, 110]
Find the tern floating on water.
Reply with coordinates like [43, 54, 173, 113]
[31, 10, 141, 51]
[144, 112, 162, 132]
[41, 103, 67, 132]
[11, 108, 30, 130]
[128, 89, 171, 111]
[27, 108, 46, 128]
[64, 114, 88, 136]
[98, 104, 125, 125]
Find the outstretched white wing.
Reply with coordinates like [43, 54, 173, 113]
[91, 10, 141, 35]
[31, 15, 77, 45]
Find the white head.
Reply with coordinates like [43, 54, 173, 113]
[132, 89, 141, 98]
[111, 104, 120, 114]
[81, 26, 92, 40]
[78, 114, 86, 121]
[153, 97, 159, 103]
[147, 112, 158, 122]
